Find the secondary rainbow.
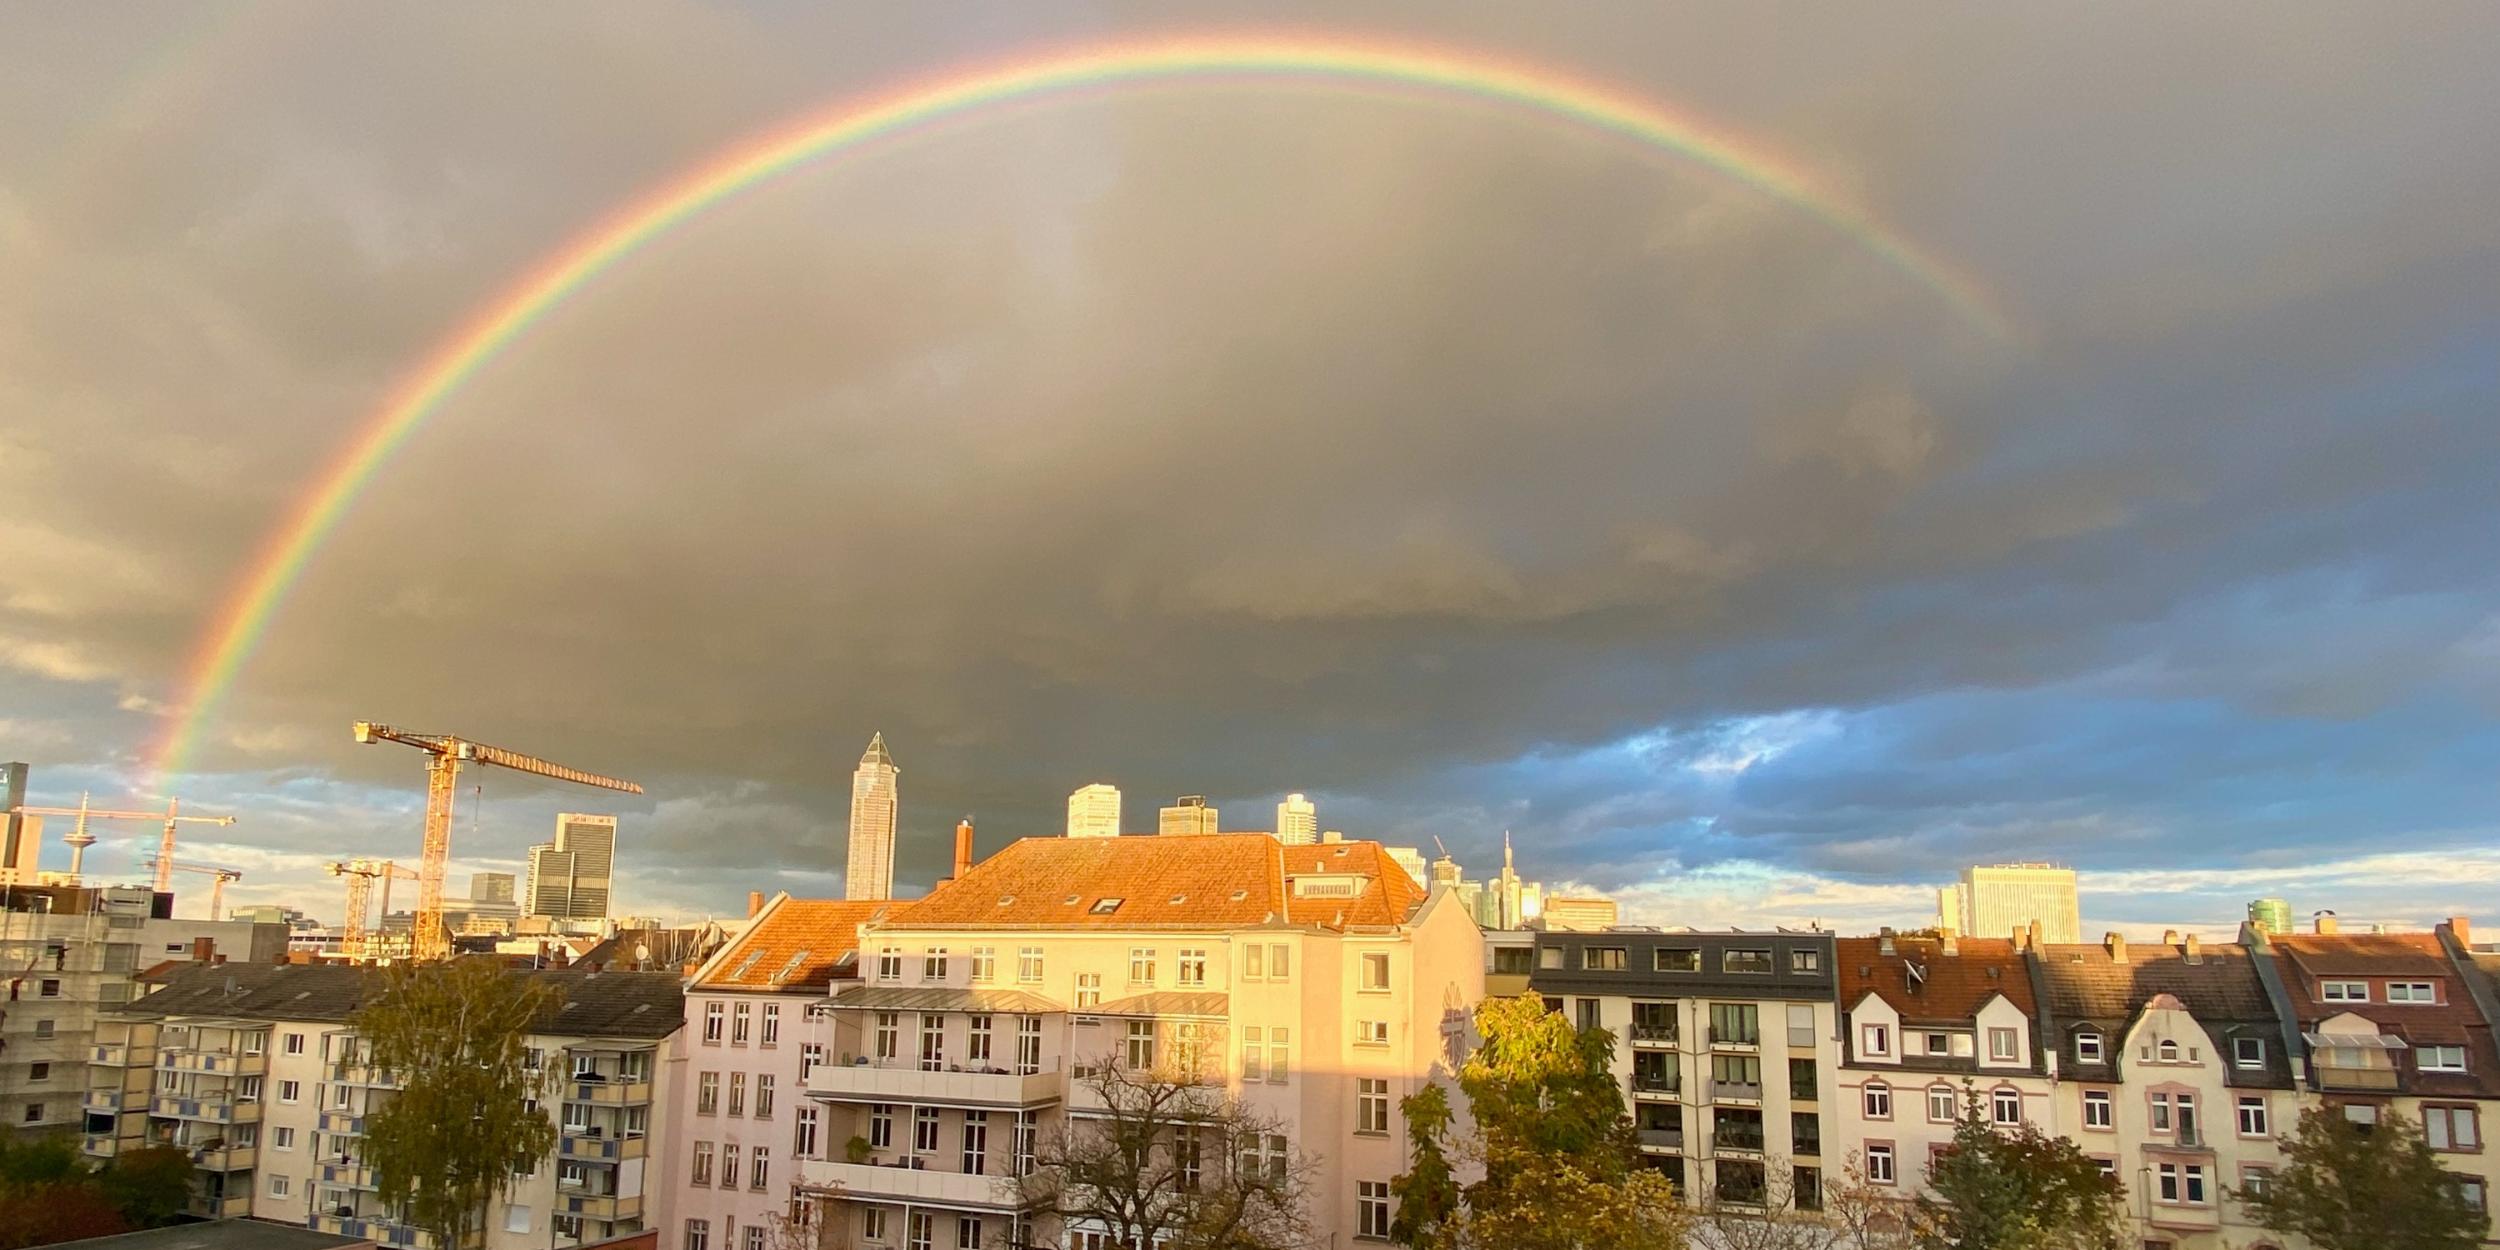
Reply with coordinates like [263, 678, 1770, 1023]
[148, 32, 2015, 780]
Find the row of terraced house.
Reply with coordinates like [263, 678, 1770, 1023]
[70, 832, 2500, 1250]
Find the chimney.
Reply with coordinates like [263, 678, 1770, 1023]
[2162, 928, 2180, 946]
[2028, 919, 2044, 949]
[191, 937, 215, 964]
[2106, 932, 2128, 963]
[2184, 933, 2201, 963]
[2315, 913, 2340, 935]
[1878, 927, 1896, 956]
[746, 891, 764, 919]
[1940, 930, 1959, 957]
[2445, 916, 2472, 947]
[953, 818, 976, 881]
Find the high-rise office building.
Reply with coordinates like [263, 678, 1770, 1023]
[470, 871, 517, 905]
[1065, 783, 1122, 838]
[1157, 795, 1218, 835]
[526, 846, 577, 917]
[1941, 862, 2081, 945]
[1541, 896, 1620, 932]
[521, 814, 617, 922]
[1275, 793, 1318, 845]
[1, 763, 27, 882]
[2246, 896, 2294, 936]
[845, 733, 899, 901]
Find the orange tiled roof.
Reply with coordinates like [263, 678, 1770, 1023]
[693, 898, 889, 993]
[886, 834, 1425, 932]
[1837, 935, 2035, 1023]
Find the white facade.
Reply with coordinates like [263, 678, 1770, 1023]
[1064, 784, 1121, 839]
[1155, 796, 1218, 835]
[845, 735, 900, 902]
[1947, 863, 2081, 946]
[1274, 793, 1317, 845]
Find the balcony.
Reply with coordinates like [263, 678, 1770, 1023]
[1712, 1130, 1768, 1156]
[320, 1110, 367, 1136]
[1708, 1028, 1760, 1052]
[805, 1060, 1064, 1108]
[1630, 1076, 1682, 1101]
[560, 1131, 650, 1161]
[1710, 1080, 1764, 1105]
[159, 1049, 265, 1076]
[82, 1134, 126, 1159]
[83, 1089, 128, 1113]
[189, 1145, 257, 1172]
[184, 1192, 253, 1220]
[150, 1096, 261, 1125]
[565, 1078, 654, 1107]
[332, 1061, 404, 1089]
[557, 1190, 644, 1222]
[1636, 1127, 1685, 1152]
[2313, 1065, 2400, 1092]
[1629, 1023, 1679, 1048]
[320, 1161, 381, 1190]
[1793, 1134, 1822, 1159]
[796, 1159, 1026, 1211]
[314, 1213, 437, 1249]
[89, 1044, 137, 1067]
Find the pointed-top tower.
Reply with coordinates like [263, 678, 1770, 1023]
[845, 732, 900, 901]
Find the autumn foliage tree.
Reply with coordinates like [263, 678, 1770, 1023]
[1392, 994, 1687, 1250]
[353, 958, 561, 1250]
[2237, 1107, 2484, 1250]
[1913, 1092, 2125, 1250]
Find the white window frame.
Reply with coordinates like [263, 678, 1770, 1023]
[2320, 980, 2369, 1003]
[2082, 1089, 2112, 1129]
[2074, 1029, 2103, 1063]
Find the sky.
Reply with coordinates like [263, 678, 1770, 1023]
[2, 3, 2495, 937]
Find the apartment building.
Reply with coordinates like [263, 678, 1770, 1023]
[2032, 934, 2298, 1248]
[1529, 928, 1839, 1208]
[1833, 934, 2052, 1197]
[1, 883, 287, 1140]
[86, 961, 684, 1247]
[661, 895, 888, 1250]
[771, 833, 1483, 1250]
[2253, 917, 2498, 1230]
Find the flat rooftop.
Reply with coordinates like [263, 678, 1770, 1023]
[55, 1221, 370, 1250]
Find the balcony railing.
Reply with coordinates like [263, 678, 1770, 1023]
[314, 1213, 437, 1249]
[1631, 1075, 1681, 1098]
[1629, 1023, 1679, 1046]
[1708, 1027, 1760, 1049]
[794, 1158, 1028, 1211]
[159, 1049, 266, 1076]
[1713, 1129, 1768, 1153]
[1636, 1127, 1685, 1152]
[150, 1096, 261, 1125]
[565, 1077, 654, 1106]
[558, 1191, 644, 1222]
[805, 1059, 1064, 1108]
[190, 1145, 257, 1172]
[1793, 1134, 1823, 1158]
[183, 1192, 252, 1220]
[1710, 1080, 1764, 1104]
[332, 1061, 405, 1089]
[320, 1110, 367, 1136]
[81, 1134, 124, 1159]
[559, 1131, 649, 1161]
[89, 1044, 136, 1067]
[2313, 1065, 2400, 1092]
[320, 1161, 381, 1190]
[82, 1089, 127, 1113]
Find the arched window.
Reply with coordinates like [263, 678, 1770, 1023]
[1863, 1081, 1892, 1119]
[2074, 1028, 2104, 1062]
[2158, 1038, 2180, 1063]
[1991, 1086, 2023, 1125]
[1926, 1085, 1957, 1123]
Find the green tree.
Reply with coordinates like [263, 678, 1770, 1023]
[96, 1146, 194, 1228]
[353, 958, 560, 1250]
[1914, 1091, 2124, 1250]
[1392, 994, 1687, 1250]
[0, 1138, 86, 1189]
[1015, 1060, 1315, 1250]
[2237, 1107, 2484, 1250]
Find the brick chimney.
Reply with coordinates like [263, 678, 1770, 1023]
[191, 937, 215, 964]
[952, 818, 975, 881]
[2028, 919, 2044, 949]
[2105, 932, 2128, 963]
[2162, 929, 2180, 945]
[2184, 933, 2202, 963]
[2445, 916, 2472, 947]
[746, 891, 764, 919]
[1878, 927, 1896, 956]
[1941, 929, 1960, 957]
[2315, 913, 2340, 935]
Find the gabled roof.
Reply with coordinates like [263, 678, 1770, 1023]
[883, 834, 1425, 933]
[2272, 932, 2453, 979]
[2033, 943, 2275, 1022]
[106, 960, 684, 1039]
[2266, 931, 2499, 1098]
[1837, 936, 2034, 1023]
[691, 897, 887, 993]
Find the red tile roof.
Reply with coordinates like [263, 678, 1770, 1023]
[2269, 931, 2500, 1099]
[886, 834, 1426, 932]
[693, 898, 889, 993]
[1836, 935, 2034, 1024]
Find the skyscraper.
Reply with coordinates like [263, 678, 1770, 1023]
[470, 872, 517, 905]
[522, 814, 618, 922]
[1157, 795, 1218, 835]
[1942, 862, 2082, 945]
[1066, 783, 1122, 838]
[1275, 793, 1317, 845]
[526, 845, 577, 917]
[846, 732, 899, 900]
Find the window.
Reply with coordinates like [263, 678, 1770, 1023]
[1925, 1032, 1952, 1057]
[2237, 1095, 2269, 1137]
[1584, 947, 1628, 971]
[1242, 1027, 1262, 1082]
[970, 946, 996, 983]
[1987, 1027, 2019, 1061]
[1018, 946, 1044, 984]
[1865, 1143, 1895, 1184]
[1788, 1003, 1817, 1047]
[2156, 1162, 2208, 1205]
[2074, 1029, 2104, 1063]
[1125, 1021, 1157, 1070]
[751, 1145, 770, 1190]
[961, 1111, 988, 1174]
[31, 1020, 51, 1040]
[756, 1074, 776, 1119]
[875, 1012, 900, 1061]
[2234, 1036, 2265, 1069]
[955, 1218, 982, 1250]
[1991, 1087, 2021, 1125]
[35, 979, 56, 998]
[690, 1142, 714, 1186]
[2083, 1088, 2113, 1128]
[1790, 947, 1823, 974]
[281, 1079, 301, 1103]
[801, 1042, 823, 1077]
[1268, 943, 1291, 981]
[1129, 947, 1157, 985]
[913, 1107, 940, 1153]
[703, 1002, 724, 1042]
[1358, 1078, 1391, 1135]
[1075, 972, 1102, 1009]
[1789, 1056, 1817, 1095]
[1863, 1083, 1892, 1119]
[2344, 1102, 2379, 1127]
[2425, 1106, 2482, 1151]
[924, 947, 949, 981]
[1358, 1180, 1392, 1239]
[1656, 947, 1700, 972]
[729, 1072, 747, 1116]
[1722, 948, 1773, 974]
[2421, 1045, 2468, 1073]
[1356, 1019, 1390, 1047]
[697, 1072, 719, 1114]
[1493, 945, 1534, 975]
[1361, 951, 1392, 990]
[1578, 998, 1603, 1033]
[26, 1063, 46, 1083]
[1926, 1086, 1956, 1123]
[861, 1210, 887, 1244]
[1014, 1111, 1038, 1176]
[284, 1032, 306, 1056]
[967, 1014, 994, 1063]
[741, 1230, 764, 1250]
[869, 1104, 894, 1149]
[2241, 1165, 2273, 1199]
[2457, 1179, 2488, 1215]
[877, 947, 903, 981]
[685, 1220, 710, 1250]
[2387, 981, 2436, 1003]
[907, 1213, 934, 1250]
[1245, 944, 1266, 979]
[1017, 1016, 1042, 1075]
[1861, 1024, 1891, 1057]
[2156, 1038, 2180, 1062]
[920, 1013, 946, 1071]
[721, 1145, 739, 1188]
[1710, 1002, 1759, 1045]
[733, 1002, 752, 1045]
[268, 1173, 290, 1197]
[794, 1104, 819, 1157]
[274, 1126, 296, 1151]
[2321, 980, 2368, 1002]
[1267, 1026, 1290, 1083]
[1177, 948, 1208, 986]
[241, 1075, 263, 1102]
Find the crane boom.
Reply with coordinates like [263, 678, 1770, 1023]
[142, 856, 244, 922]
[6, 794, 236, 885]
[352, 722, 640, 961]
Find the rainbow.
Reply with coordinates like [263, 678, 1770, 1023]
[147, 32, 2014, 780]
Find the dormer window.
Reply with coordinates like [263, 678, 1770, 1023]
[1090, 898, 1124, 916]
[2075, 1030, 2105, 1063]
[2321, 980, 2369, 1003]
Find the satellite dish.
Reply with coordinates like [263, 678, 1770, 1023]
[634, 944, 651, 964]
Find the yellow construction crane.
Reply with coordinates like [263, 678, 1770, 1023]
[140, 856, 244, 922]
[4, 792, 237, 884]
[326, 858, 417, 961]
[351, 723, 641, 962]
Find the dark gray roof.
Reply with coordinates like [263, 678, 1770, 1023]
[109, 961, 684, 1040]
[53, 1218, 364, 1250]
[2033, 944, 2277, 1021]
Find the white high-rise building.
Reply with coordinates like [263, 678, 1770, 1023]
[1942, 862, 2081, 945]
[1275, 792, 1318, 845]
[1065, 783, 1122, 838]
[845, 733, 899, 901]
[1157, 795, 1218, 835]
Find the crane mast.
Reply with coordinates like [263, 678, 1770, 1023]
[4, 794, 237, 885]
[352, 722, 639, 961]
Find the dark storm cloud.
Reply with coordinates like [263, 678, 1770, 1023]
[1, 4, 2495, 921]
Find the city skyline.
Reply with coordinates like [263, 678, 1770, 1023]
[1, 8, 2495, 935]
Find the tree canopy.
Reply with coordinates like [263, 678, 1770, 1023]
[1017, 1058, 1315, 1250]
[1912, 1091, 2125, 1250]
[2238, 1107, 2485, 1250]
